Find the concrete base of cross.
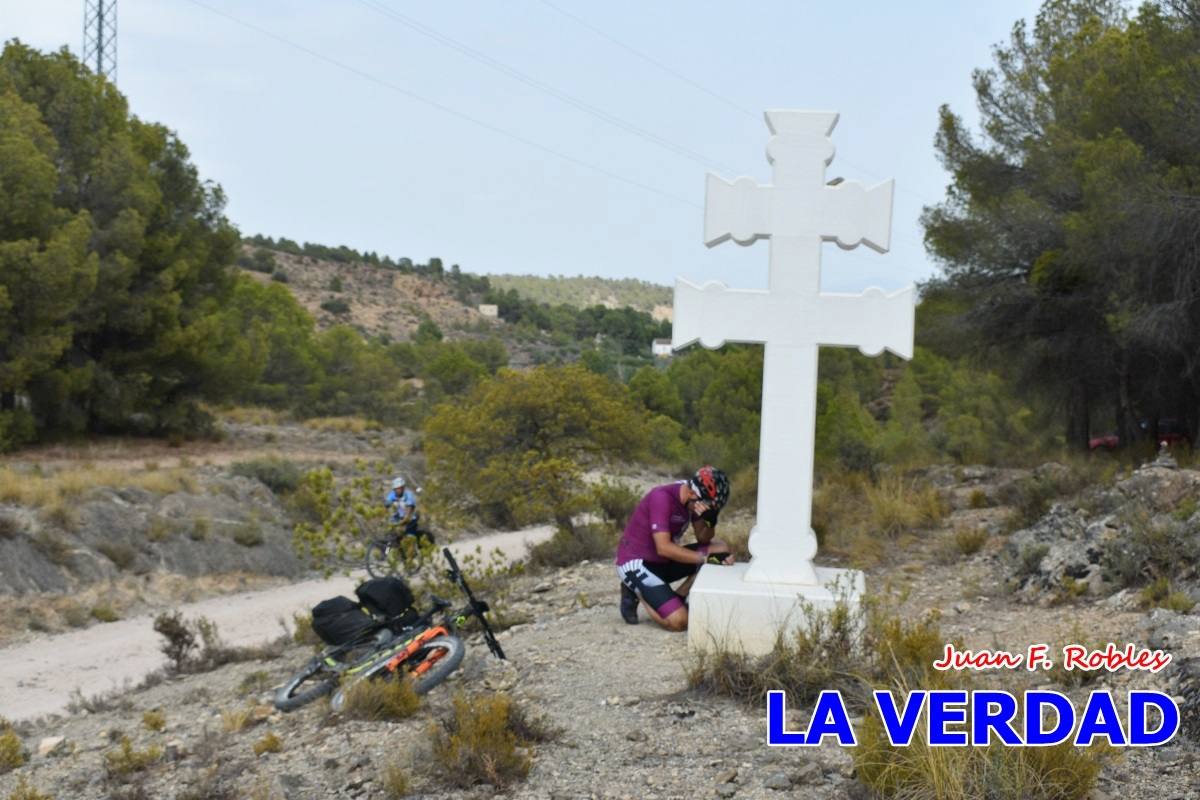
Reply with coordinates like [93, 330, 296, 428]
[686, 562, 864, 656]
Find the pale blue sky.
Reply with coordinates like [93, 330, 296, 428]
[4, 0, 1044, 292]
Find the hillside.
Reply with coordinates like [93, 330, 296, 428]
[488, 273, 673, 320]
[240, 247, 500, 343]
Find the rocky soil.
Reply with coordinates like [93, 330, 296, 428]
[1, 461, 1198, 799]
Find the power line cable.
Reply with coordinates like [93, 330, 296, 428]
[176, 0, 700, 210]
[536, 0, 939, 214]
[353, 0, 738, 174]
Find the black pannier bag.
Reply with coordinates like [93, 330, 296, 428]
[311, 596, 375, 646]
[355, 576, 417, 625]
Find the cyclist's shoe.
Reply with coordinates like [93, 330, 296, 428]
[620, 584, 639, 625]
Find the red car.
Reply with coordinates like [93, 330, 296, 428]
[1088, 418, 1192, 451]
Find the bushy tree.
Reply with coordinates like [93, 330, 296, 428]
[422, 365, 648, 530]
[922, 0, 1200, 447]
[0, 42, 241, 443]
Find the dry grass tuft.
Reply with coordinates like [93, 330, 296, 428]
[341, 676, 421, 722]
[91, 604, 120, 623]
[252, 732, 282, 756]
[239, 670, 273, 695]
[854, 714, 1109, 800]
[104, 737, 162, 779]
[302, 416, 376, 433]
[430, 693, 540, 789]
[968, 488, 990, 509]
[0, 465, 194, 508]
[0, 514, 22, 540]
[865, 475, 947, 537]
[217, 406, 287, 426]
[97, 541, 136, 570]
[688, 593, 954, 712]
[220, 707, 253, 734]
[141, 709, 166, 732]
[291, 613, 320, 647]
[378, 762, 411, 798]
[0, 727, 25, 773]
[1139, 577, 1196, 612]
[5, 777, 53, 800]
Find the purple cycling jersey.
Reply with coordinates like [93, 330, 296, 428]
[615, 482, 693, 565]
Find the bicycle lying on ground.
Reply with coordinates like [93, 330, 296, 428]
[274, 548, 506, 713]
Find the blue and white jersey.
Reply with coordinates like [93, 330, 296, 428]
[385, 488, 418, 523]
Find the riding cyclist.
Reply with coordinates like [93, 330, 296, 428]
[615, 466, 734, 631]
[384, 476, 419, 536]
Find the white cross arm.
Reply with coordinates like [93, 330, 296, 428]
[672, 279, 915, 359]
[705, 174, 894, 253]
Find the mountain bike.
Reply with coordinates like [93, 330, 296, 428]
[362, 515, 437, 579]
[274, 548, 505, 712]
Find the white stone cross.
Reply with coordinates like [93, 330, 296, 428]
[672, 111, 914, 587]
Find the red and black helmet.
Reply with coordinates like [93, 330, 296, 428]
[690, 465, 730, 511]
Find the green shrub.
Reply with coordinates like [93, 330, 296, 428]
[341, 676, 420, 721]
[252, 732, 282, 755]
[231, 458, 301, 494]
[142, 709, 166, 732]
[154, 611, 198, 671]
[104, 737, 162, 779]
[232, 522, 264, 547]
[97, 541, 136, 569]
[91, 604, 120, 623]
[1000, 475, 1064, 532]
[146, 516, 172, 542]
[526, 523, 615, 570]
[240, 249, 277, 274]
[271, 270, 289, 283]
[1101, 506, 1200, 589]
[5, 776, 53, 800]
[953, 527, 988, 556]
[190, 517, 210, 541]
[0, 514, 21, 539]
[291, 613, 320, 647]
[589, 480, 640, 528]
[430, 693, 537, 789]
[1139, 577, 1196, 612]
[1016, 544, 1049, 578]
[968, 488, 989, 509]
[320, 298, 350, 315]
[328, 276, 344, 292]
[0, 727, 25, 773]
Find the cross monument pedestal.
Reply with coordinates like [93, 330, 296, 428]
[674, 111, 915, 655]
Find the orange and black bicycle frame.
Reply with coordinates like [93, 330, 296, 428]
[384, 625, 451, 675]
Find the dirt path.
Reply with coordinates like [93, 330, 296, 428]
[0, 525, 554, 722]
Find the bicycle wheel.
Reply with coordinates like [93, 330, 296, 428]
[364, 539, 394, 578]
[274, 657, 339, 712]
[407, 635, 465, 695]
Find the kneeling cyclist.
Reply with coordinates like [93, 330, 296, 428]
[614, 466, 734, 631]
